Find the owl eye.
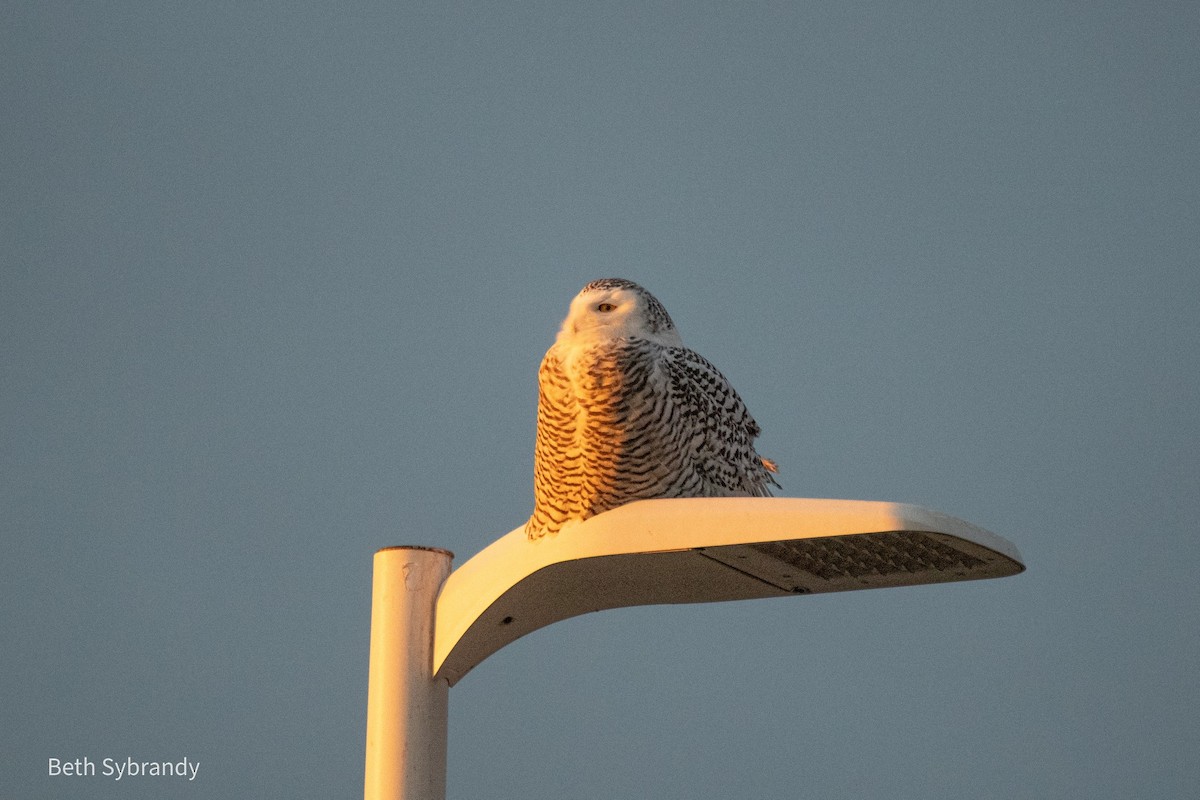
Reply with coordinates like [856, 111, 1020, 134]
[597, 302, 617, 312]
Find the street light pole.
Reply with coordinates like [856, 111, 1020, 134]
[364, 498, 1024, 800]
[364, 546, 453, 800]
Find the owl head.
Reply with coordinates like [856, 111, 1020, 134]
[557, 278, 682, 347]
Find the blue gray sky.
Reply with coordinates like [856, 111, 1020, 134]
[4, 2, 1198, 798]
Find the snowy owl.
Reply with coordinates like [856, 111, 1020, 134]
[525, 278, 778, 539]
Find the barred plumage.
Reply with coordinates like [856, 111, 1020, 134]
[525, 278, 778, 539]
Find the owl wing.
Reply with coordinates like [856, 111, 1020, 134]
[660, 346, 779, 497]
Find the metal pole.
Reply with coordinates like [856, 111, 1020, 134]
[365, 546, 453, 800]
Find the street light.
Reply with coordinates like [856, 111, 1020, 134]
[364, 497, 1024, 800]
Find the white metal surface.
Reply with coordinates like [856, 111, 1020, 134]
[364, 546, 453, 800]
[434, 498, 1023, 686]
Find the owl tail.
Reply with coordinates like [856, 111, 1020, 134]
[758, 456, 781, 494]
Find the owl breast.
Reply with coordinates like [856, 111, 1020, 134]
[527, 337, 707, 538]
